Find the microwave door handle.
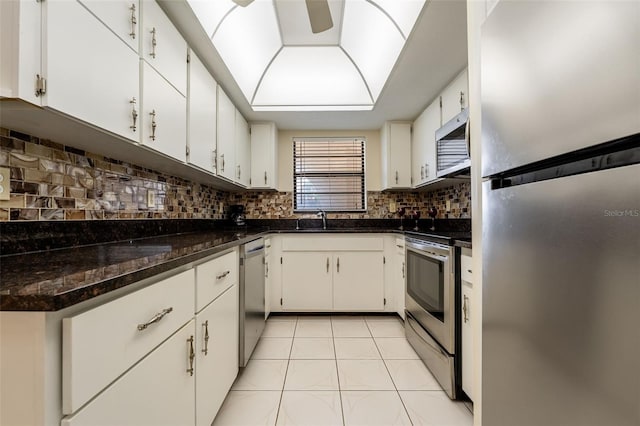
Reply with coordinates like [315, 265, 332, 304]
[465, 117, 471, 155]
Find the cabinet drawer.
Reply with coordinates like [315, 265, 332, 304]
[461, 254, 473, 284]
[196, 250, 238, 312]
[62, 269, 195, 415]
[62, 320, 195, 426]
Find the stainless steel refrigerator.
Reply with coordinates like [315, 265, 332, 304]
[481, 2, 640, 425]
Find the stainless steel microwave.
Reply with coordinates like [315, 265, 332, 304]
[436, 108, 470, 178]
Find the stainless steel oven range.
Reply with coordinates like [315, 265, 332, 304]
[404, 236, 458, 398]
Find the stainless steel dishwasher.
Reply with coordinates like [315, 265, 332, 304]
[239, 237, 266, 367]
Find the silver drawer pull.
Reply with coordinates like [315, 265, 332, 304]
[187, 335, 195, 376]
[216, 270, 231, 280]
[202, 320, 210, 356]
[137, 307, 173, 331]
[467, 269, 472, 274]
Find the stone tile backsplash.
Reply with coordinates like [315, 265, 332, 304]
[0, 129, 227, 221]
[229, 182, 470, 220]
[1, 128, 470, 221]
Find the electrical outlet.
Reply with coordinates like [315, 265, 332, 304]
[147, 190, 156, 208]
[389, 201, 396, 213]
[0, 167, 9, 201]
[446, 200, 451, 212]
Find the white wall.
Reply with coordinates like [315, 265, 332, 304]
[276, 129, 382, 192]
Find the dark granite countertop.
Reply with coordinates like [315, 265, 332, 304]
[0, 230, 266, 311]
[0, 219, 470, 312]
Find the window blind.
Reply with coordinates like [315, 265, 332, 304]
[293, 138, 366, 211]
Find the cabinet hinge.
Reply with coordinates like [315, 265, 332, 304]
[187, 51, 191, 63]
[280, 298, 283, 306]
[439, 95, 443, 108]
[186, 146, 190, 157]
[35, 74, 46, 97]
[384, 298, 387, 306]
[280, 257, 283, 264]
[249, 178, 252, 185]
[383, 256, 386, 264]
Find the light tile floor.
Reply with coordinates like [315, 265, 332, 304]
[214, 315, 473, 426]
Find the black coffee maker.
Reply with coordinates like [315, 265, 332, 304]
[229, 205, 246, 226]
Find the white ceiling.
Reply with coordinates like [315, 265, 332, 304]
[159, 0, 468, 130]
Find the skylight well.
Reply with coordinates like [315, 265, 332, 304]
[188, 0, 426, 112]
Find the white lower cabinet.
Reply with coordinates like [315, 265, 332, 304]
[333, 252, 384, 311]
[460, 250, 474, 401]
[280, 236, 386, 312]
[196, 284, 239, 426]
[282, 251, 333, 311]
[61, 319, 196, 426]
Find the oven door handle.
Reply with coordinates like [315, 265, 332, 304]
[407, 247, 448, 263]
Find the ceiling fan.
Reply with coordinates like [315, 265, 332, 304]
[232, 0, 334, 33]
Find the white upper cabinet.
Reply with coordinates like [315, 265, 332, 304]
[412, 100, 440, 187]
[250, 122, 278, 189]
[381, 122, 412, 189]
[0, 0, 42, 105]
[78, 0, 139, 52]
[141, 0, 187, 96]
[440, 68, 468, 125]
[44, 0, 140, 142]
[216, 87, 236, 182]
[188, 50, 217, 173]
[141, 61, 186, 162]
[235, 110, 251, 187]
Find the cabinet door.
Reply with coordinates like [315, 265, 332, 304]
[381, 122, 412, 189]
[79, 0, 139, 52]
[142, 62, 186, 162]
[461, 279, 474, 400]
[196, 285, 238, 426]
[411, 110, 427, 187]
[234, 110, 250, 186]
[282, 252, 333, 311]
[188, 51, 217, 173]
[61, 320, 196, 426]
[422, 101, 440, 182]
[141, 0, 187, 95]
[250, 123, 278, 189]
[45, 0, 139, 142]
[216, 87, 236, 181]
[440, 68, 468, 125]
[333, 252, 384, 311]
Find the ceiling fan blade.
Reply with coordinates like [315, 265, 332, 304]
[232, 0, 254, 7]
[305, 0, 334, 34]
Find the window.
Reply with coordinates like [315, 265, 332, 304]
[293, 138, 366, 212]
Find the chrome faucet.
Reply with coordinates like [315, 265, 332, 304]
[316, 210, 327, 230]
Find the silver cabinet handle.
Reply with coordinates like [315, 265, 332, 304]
[216, 270, 230, 280]
[149, 109, 157, 141]
[129, 4, 137, 39]
[129, 97, 138, 131]
[336, 257, 340, 273]
[396, 244, 404, 249]
[150, 27, 157, 58]
[202, 320, 209, 356]
[264, 171, 267, 185]
[211, 149, 217, 170]
[187, 335, 195, 376]
[463, 295, 469, 323]
[137, 307, 173, 331]
[425, 163, 429, 178]
[265, 262, 269, 278]
[395, 170, 399, 184]
[402, 262, 405, 278]
[237, 165, 241, 179]
[459, 90, 465, 109]
[220, 154, 225, 172]
[420, 165, 424, 180]
[326, 257, 329, 273]
[467, 269, 472, 274]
